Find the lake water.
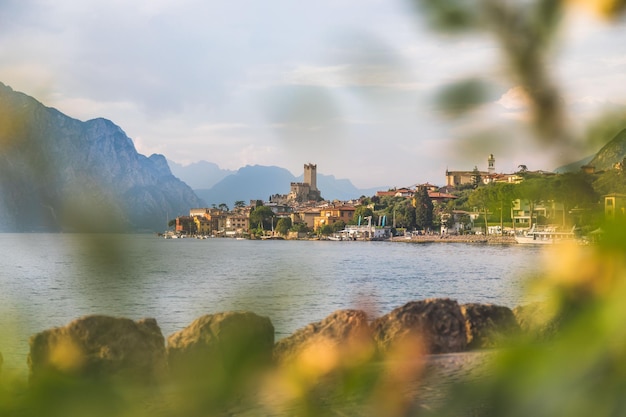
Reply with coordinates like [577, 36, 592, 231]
[0, 233, 544, 372]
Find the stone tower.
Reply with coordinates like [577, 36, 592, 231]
[304, 163, 318, 191]
[488, 154, 495, 175]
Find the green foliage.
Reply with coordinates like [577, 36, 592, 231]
[470, 166, 482, 189]
[275, 217, 292, 235]
[350, 206, 375, 225]
[249, 205, 274, 230]
[318, 224, 333, 236]
[436, 78, 490, 117]
[290, 222, 310, 233]
[583, 111, 626, 159]
[594, 169, 626, 195]
[414, 187, 434, 230]
[331, 220, 346, 232]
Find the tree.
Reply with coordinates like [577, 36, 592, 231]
[234, 200, 246, 209]
[290, 222, 310, 234]
[319, 224, 333, 236]
[249, 205, 274, 231]
[514, 177, 550, 228]
[493, 182, 515, 234]
[351, 206, 375, 225]
[275, 217, 292, 235]
[471, 166, 482, 189]
[414, 187, 434, 230]
[468, 185, 493, 234]
[218, 203, 229, 212]
[551, 173, 598, 226]
[331, 220, 346, 232]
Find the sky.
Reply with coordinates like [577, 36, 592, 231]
[1, 1, 625, 188]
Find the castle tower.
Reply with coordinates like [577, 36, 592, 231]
[304, 163, 317, 191]
[488, 154, 495, 175]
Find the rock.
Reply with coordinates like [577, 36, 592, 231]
[460, 303, 520, 349]
[371, 298, 467, 354]
[167, 311, 274, 379]
[28, 315, 167, 383]
[513, 302, 562, 341]
[274, 309, 372, 364]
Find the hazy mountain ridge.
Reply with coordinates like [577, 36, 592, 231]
[167, 159, 235, 189]
[192, 164, 385, 207]
[0, 82, 204, 232]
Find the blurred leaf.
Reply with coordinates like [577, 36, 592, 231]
[435, 78, 490, 117]
[582, 109, 626, 154]
[568, 0, 626, 19]
[411, 0, 482, 33]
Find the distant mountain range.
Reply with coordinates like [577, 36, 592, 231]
[167, 160, 234, 190]
[171, 163, 385, 208]
[0, 82, 204, 232]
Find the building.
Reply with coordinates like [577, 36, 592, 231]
[445, 169, 486, 187]
[224, 214, 250, 236]
[510, 199, 565, 227]
[313, 205, 356, 230]
[605, 193, 626, 220]
[446, 155, 526, 187]
[175, 216, 196, 234]
[292, 208, 321, 230]
[188, 208, 226, 235]
[289, 163, 322, 202]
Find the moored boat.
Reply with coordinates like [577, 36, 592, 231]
[515, 225, 580, 245]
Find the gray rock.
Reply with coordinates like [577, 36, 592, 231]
[372, 298, 467, 354]
[28, 315, 167, 383]
[460, 303, 520, 349]
[274, 309, 372, 364]
[167, 311, 274, 379]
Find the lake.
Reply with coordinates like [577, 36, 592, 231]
[0, 233, 544, 372]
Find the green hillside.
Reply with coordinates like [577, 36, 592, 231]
[589, 129, 626, 171]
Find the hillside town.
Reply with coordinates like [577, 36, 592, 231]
[169, 155, 626, 242]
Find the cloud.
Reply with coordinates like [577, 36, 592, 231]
[283, 64, 425, 91]
[497, 86, 531, 111]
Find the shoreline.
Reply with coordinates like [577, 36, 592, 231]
[391, 235, 517, 244]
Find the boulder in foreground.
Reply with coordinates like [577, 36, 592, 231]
[28, 315, 166, 383]
[167, 311, 274, 379]
[274, 309, 372, 364]
[371, 298, 467, 354]
[460, 303, 520, 349]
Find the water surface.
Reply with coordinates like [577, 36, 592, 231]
[0, 234, 543, 371]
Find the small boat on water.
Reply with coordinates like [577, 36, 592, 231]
[515, 225, 580, 245]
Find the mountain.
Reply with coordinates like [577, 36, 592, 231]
[195, 165, 387, 208]
[194, 165, 295, 207]
[588, 129, 626, 171]
[0, 82, 204, 232]
[167, 159, 234, 189]
[297, 173, 383, 201]
[553, 155, 594, 174]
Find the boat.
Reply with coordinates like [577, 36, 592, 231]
[515, 225, 580, 245]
